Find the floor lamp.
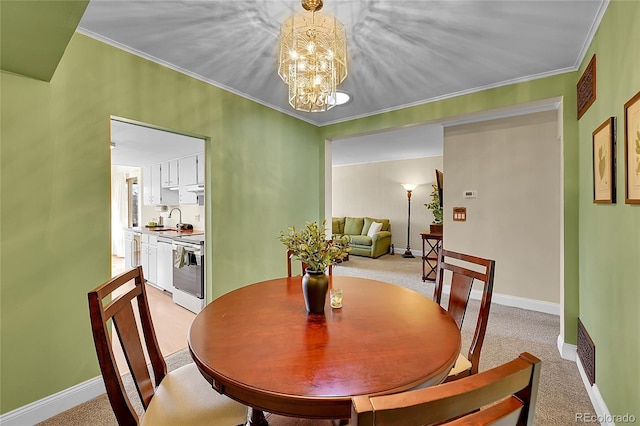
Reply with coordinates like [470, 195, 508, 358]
[401, 184, 417, 258]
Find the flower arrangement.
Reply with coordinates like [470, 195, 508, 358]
[279, 220, 351, 273]
[425, 184, 443, 224]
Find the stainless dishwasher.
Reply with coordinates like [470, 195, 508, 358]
[172, 236, 205, 313]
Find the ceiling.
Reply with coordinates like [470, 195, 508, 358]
[332, 123, 443, 166]
[110, 119, 204, 166]
[78, 0, 607, 128]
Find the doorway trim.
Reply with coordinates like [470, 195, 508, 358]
[323, 96, 566, 345]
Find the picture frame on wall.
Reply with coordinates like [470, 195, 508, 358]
[624, 91, 640, 204]
[577, 55, 596, 119]
[592, 117, 616, 204]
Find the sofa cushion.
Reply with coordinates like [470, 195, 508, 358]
[367, 221, 383, 237]
[350, 235, 372, 246]
[332, 217, 345, 235]
[344, 217, 364, 235]
[370, 217, 390, 232]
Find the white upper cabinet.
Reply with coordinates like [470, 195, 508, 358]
[143, 166, 153, 205]
[179, 156, 198, 204]
[179, 156, 197, 186]
[151, 164, 162, 204]
[197, 153, 205, 185]
[143, 165, 162, 205]
[161, 160, 179, 188]
[143, 154, 204, 206]
[143, 164, 178, 205]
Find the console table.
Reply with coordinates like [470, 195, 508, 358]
[421, 231, 443, 281]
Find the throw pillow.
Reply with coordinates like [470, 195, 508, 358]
[367, 221, 383, 237]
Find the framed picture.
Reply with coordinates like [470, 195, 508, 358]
[624, 91, 640, 204]
[592, 117, 616, 204]
[577, 55, 596, 119]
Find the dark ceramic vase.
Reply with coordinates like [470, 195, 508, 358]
[301, 270, 328, 314]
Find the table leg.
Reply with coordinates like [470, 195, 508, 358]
[248, 408, 268, 426]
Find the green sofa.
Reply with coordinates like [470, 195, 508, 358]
[332, 217, 392, 258]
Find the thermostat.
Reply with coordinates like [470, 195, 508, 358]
[463, 190, 477, 198]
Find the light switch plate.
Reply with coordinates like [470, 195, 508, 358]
[453, 207, 467, 222]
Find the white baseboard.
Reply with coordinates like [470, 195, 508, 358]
[0, 376, 105, 426]
[557, 334, 577, 361]
[577, 355, 614, 426]
[442, 285, 561, 315]
[489, 291, 560, 315]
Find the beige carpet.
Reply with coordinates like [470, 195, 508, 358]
[39, 254, 595, 425]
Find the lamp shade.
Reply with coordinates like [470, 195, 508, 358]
[402, 183, 418, 191]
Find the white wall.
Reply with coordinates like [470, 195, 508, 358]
[443, 110, 560, 303]
[332, 156, 444, 252]
[141, 203, 205, 230]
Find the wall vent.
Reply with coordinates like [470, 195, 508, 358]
[577, 318, 596, 385]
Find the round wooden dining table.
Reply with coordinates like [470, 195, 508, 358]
[188, 276, 461, 425]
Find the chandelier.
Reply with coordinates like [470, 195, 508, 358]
[278, 0, 348, 112]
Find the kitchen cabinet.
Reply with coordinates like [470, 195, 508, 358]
[179, 156, 198, 204]
[157, 239, 173, 292]
[141, 234, 158, 285]
[144, 155, 204, 206]
[143, 165, 162, 205]
[143, 166, 153, 205]
[197, 153, 204, 184]
[151, 164, 162, 205]
[161, 160, 179, 188]
[179, 156, 197, 186]
[144, 164, 178, 205]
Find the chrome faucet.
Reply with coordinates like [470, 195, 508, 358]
[168, 208, 182, 229]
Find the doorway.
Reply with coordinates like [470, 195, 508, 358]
[109, 117, 206, 372]
[325, 99, 564, 317]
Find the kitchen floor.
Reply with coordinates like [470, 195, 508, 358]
[111, 256, 195, 375]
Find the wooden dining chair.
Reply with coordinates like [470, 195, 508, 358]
[351, 352, 541, 426]
[434, 248, 496, 381]
[286, 249, 332, 277]
[88, 266, 248, 426]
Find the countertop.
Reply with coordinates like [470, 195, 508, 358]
[127, 227, 205, 243]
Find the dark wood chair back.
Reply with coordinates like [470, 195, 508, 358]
[88, 266, 166, 425]
[434, 248, 496, 378]
[351, 352, 541, 426]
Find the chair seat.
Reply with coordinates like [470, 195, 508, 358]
[448, 352, 473, 377]
[141, 363, 247, 426]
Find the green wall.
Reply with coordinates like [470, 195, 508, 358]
[576, 0, 640, 417]
[0, 33, 320, 413]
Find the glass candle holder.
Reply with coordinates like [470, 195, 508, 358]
[330, 288, 343, 309]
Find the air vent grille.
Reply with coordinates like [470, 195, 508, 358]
[577, 318, 596, 385]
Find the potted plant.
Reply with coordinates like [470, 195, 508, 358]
[279, 220, 351, 313]
[425, 184, 443, 233]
